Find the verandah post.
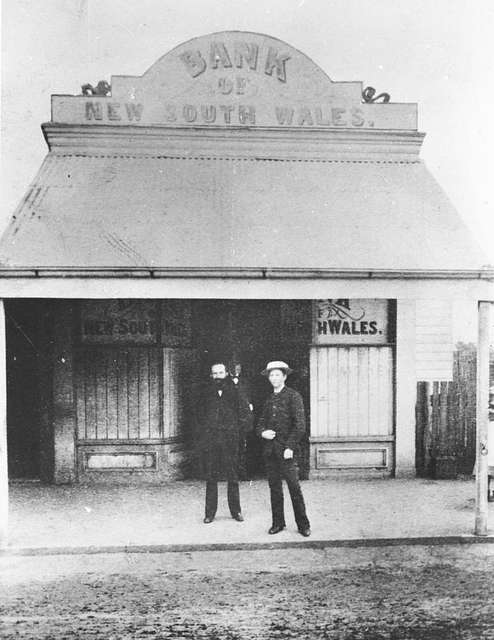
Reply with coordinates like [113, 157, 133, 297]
[0, 300, 8, 547]
[474, 300, 491, 536]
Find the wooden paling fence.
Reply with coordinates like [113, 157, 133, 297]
[416, 346, 480, 478]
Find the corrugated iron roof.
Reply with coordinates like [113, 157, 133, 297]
[0, 153, 487, 272]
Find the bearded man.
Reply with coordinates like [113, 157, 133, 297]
[193, 362, 251, 523]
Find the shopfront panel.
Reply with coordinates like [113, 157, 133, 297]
[74, 300, 193, 480]
[310, 299, 395, 476]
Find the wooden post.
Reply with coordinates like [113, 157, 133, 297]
[395, 299, 417, 477]
[0, 301, 8, 547]
[475, 301, 491, 536]
[424, 381, 433, 475]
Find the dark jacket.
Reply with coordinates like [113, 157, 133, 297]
[193, 378, 252, 480]
[256, 386, 306, 458]
[230, 376, 254, 435]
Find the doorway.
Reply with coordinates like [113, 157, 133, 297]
[192, 300, 311, 478]
[5, 300, 46, 480]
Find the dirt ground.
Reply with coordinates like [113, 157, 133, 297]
[1, 544, 494, 639]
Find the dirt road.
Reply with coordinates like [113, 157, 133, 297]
[1, 544, 494, 639]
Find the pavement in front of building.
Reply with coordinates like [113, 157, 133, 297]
[4, 477, 494, 553]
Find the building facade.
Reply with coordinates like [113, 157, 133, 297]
[1, 31, 492, 485]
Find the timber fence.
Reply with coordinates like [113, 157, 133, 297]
[415, 345, 484, 478]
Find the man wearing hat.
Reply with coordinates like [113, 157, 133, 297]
[256, 361, 311, 537]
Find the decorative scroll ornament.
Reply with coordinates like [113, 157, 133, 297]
[362, 86, 390, 103]
[319, 299, 366, 321]
[81, 80, 111, 96]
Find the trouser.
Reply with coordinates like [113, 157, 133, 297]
[264, 455, 310, 530]
[205, 481, 241, 518]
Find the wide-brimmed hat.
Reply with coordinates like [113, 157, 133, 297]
[261, 360, 293, 376]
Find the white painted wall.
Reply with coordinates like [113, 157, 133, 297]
[415, 299, 454, 381]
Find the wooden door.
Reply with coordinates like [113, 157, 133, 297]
[310, 345, 394, 473]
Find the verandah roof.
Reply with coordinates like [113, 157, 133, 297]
[0, 152, 488, 274]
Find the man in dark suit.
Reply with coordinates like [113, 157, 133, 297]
[193, 362, 252, 523]
[256, 361, 311, 537]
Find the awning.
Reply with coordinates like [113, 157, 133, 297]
[0, 152, 488, 274]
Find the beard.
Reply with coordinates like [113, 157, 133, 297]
[213, 378, 226, 389]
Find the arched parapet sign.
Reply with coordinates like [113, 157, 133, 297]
[51, 31, 417, 130]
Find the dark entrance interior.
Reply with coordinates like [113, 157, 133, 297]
[192, 300, 311, 478]
[5, 300, 49, 480]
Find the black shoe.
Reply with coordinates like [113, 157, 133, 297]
[268, 525, 285, 535]
[298, 527, 311, 537]
[232, 513, 244, 522]
[203, 516, 214, 524]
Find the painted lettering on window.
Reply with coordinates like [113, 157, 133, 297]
[314, 299, 389, 344]
[80, 301, 157, 344]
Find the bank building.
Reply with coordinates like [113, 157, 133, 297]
[0, 31, 492, 492]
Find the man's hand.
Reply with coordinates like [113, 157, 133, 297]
[261, 429, 276, 440]
[283, 448, 293, 459]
